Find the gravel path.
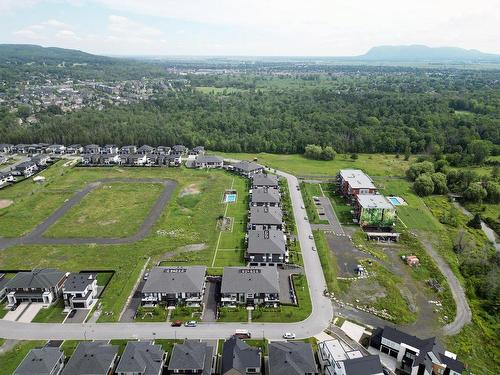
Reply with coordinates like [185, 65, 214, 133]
[0, 178, 177, 250]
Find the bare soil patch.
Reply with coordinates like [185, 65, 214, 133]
[161, 243, 207, 260]
[180, 184, 201, 197]
[0, 199, 13, 209]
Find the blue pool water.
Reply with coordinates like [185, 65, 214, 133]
[389, 197, 401, 205]
[225, 194, 237, 202]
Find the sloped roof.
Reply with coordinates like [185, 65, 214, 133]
[268, 342, 317, 375]
[168, 340, 214, 375]
[251, 188, 280, 204]
[142, 266, 206, 294]
[247, 229, 286, 255]
[221, 267, 279, 295]
[342, 355, 384, 375]
[233, 161, 264, 173]
[249, 206, 283, 226]
[252, 173, 279, 187]
[195, 155, 223, 164]
[222, 336, 261, 374]
[115, 341, 165, 375]
[61, 342, 118, 375]
[6, 269, 65, 290]
[14, 347, 63, 375]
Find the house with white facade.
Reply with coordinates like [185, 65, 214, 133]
[62, 273, 98, 310]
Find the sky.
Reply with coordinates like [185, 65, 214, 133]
[0, 0, 499, 56]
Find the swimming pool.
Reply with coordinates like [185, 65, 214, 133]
[225, 194, 237, 203]
[389, 197, 400, 205]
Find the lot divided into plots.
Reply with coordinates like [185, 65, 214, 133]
[0, 164, 248, 322]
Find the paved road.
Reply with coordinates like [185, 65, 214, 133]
[317, 197, 345, 235]
[0, 169, 333, 340]
[0, 178, 177, 250]
[419, 236, 472, 335]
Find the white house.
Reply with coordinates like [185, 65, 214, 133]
[62, 273, 98, 310]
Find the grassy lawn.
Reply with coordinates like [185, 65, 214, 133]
[170, 306, 202, 322]
[0, 165, 250, 322]
[31, 299, 65, 323]
[375, 177, 441, 231]
[300, 182, 328, 224]
[44, 182, 164, 238]
[313, 230, 340, 294]
[109, 339, 136, 355]
[218, 306, 249, 322]
[0, 340, 46, 375]
[154, 339, 183, 359]
[217, 152, 415, 177]
[135, 306, 167, 322]
[0, 305, 8, 319]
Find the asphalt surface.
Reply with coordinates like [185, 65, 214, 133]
[0, 169, 333, 340]
[0, 178, 177, 250]
[316, 196, 345, 235]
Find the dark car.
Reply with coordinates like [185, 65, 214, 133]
[67, 309, 77, 319]
[171, 320, 182, 327]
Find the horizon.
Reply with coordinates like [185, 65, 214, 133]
[1, 0, 499, 56]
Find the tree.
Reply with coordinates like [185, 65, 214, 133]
[17, 104, 32, 119]
[304, 144, 323, 160]
[414, 174, 435, 196]
[404, 146, 411, 161]
[467, 213, 482, 229]
[468, 140, 492, 164]
[350, 153, 359, 160]
[431, 172, 448, 194]
[484, 182, 500, 204]
[406, 161, 434, 181]
[463, 182, 487, 202]
[321, 146, 336, 160]
[434, 159, 449, 173]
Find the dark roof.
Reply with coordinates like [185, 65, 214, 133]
[343, 355, 384, 375]
[61, 342, 118, 375]
[195, 155, 223, 164]
[115, 341, 165, 375]
[14, 347, 64, 375]
[233, 161, 264, 173]
[63, 273, 95, 292]
[249, 206, 283, 226]
[381, 326, 434, 350]
[439, 353, 465, 373]
[168, 340, 214, 375]
[251, 188, 280, 204]
[6, 269, 66, 290]
[252, 173, 279, 187]
[268, 342, 317, 375]
[247, 229, 286, 255]
[142, 266, 206, 294]
[222, 336, 261, 374]
[221, 267, 279, 295]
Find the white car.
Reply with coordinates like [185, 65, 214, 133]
[184, 320, 197, 327]
[312, 246, 316, 251]
[283, 332, 296, 339]
[308, 234, 313, 239]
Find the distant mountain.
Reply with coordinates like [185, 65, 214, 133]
[0, 44, 111, 64]
[359, 45, 500, 61]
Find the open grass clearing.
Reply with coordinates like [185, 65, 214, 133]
[44, 182, 164, 238]
[217, 152, 415, 177]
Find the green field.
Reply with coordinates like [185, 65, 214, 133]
[44, 182, 164, 238]
[313, 230, 341, 294]
[217, 152, 414, 177]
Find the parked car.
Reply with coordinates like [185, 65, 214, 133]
[304, 216, 308, 221]
[234, 329, 251, 339]
[312, 246, 316, 251]
[143, 272, 149, 280]
[301, 205, 305, 209]
[184, 320, 197, 327]
[67, 309, 77, 319]
[308, 234, 313, 239]
[171, 320, 182, 327]
[283, 332, 296, 339]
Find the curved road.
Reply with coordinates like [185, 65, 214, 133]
[0, 170, 333, 340]
[0, 178, 177, 250]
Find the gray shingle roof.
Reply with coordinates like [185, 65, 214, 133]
[342, 355, 383, 375]
[61, 342, 118, 375]
[233, 161, 264, 173]
[195, 155, 223, 164]
[6, 269, 66, 290]
[251, 188, 280, 204]
[221, 267, 279, 295]
[268, 342, 317, 375]
[14, 347, 63, 375]
[115, 341, 165, 375]
[142, 266, 206, 294]
[247, 229, 286, 255]
[252, 174, 279, 187]
[63, 273, 95, 292]
[249, 206, 283, 226]
[222, 336, 261, 374]
[168, 340, 214, 375]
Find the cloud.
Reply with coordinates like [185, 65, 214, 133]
[43, 19, 72, 29]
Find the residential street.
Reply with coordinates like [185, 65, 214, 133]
[0, 169, 333, 340]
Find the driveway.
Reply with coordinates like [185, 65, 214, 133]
[202, 279, 220, 322]
[17, 303, 44, 322]
[120, 279, 146, 322]
[3, 302, 30, 321]
[64, 309, 90, 324]
[317, 197, 344, 235]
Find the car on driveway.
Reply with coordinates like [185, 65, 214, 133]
[184, 320, 197, 327]
[171, 320, 182, 327]
[67, 309, 76, 319]
[283, 332, 296, 339]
